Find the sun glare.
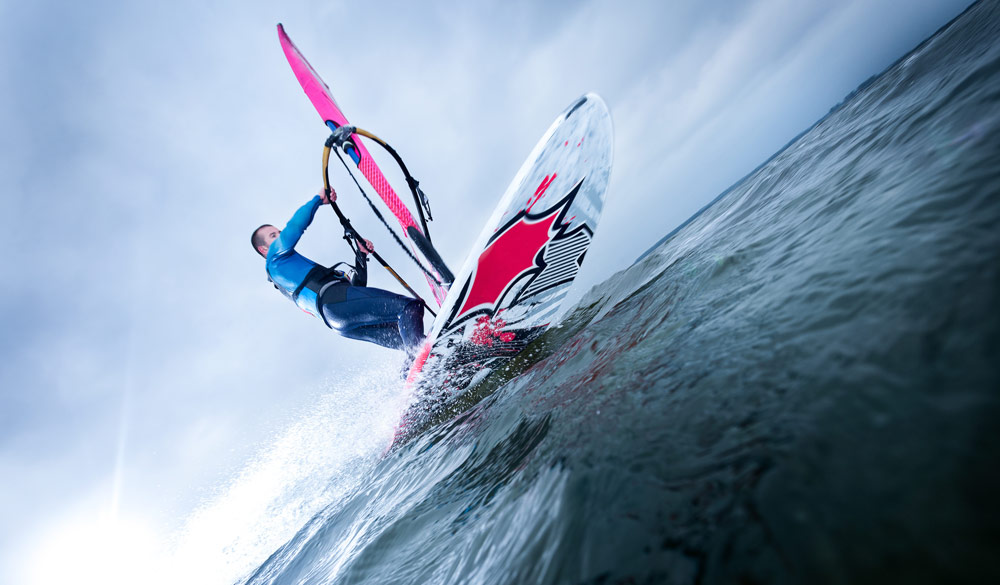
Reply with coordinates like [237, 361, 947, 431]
[27, 515, 167, 585]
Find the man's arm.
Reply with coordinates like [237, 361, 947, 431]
[350, 239, 374, 286]
[273, 195, 323, 255]
[351, 244, 369, 286]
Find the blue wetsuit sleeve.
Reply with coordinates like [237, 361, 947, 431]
[273, 196, 323, 255]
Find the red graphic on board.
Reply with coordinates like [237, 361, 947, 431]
[455, 205, 560, 320]
[448, 177, 587, 327]
[526, 173, 556, 212]
[470, 314, 516, 346]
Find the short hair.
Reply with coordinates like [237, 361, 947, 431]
[251, 224, 273, 257]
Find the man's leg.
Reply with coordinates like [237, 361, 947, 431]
[397, 300, 426, 350]
[321, 286, 424, 350]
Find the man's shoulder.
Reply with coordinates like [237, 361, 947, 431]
[268, 236, 304, 259]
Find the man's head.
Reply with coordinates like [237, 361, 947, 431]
[251, 224, 280, 257]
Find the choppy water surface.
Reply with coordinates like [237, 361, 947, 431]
[241, 4, 1000, 584]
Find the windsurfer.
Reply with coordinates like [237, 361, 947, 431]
[252, 190, 425, 351]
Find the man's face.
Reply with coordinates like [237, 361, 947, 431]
[258, 226, 280, 255]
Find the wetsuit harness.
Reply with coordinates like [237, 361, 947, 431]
[268, 253, 368, 328]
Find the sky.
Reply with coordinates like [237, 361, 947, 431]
[0, 0, 973, 583]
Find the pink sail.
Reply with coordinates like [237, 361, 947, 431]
[277, 24, 446, 305]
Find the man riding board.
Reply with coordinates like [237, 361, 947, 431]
[252, 189, 425, 351]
